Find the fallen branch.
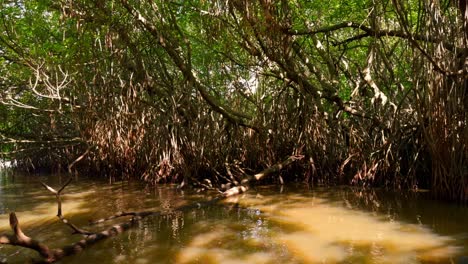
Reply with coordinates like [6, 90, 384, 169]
[253, 155, 304, 181]
[0, 155, 301, 263]
[89, 185, 249, 225]
[89, 211, 154, 225]
[0, 213, 54, 262]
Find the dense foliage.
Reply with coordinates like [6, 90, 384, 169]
[1, 0, 466, 201]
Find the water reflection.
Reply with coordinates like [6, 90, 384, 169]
[0, 173, 467, 264]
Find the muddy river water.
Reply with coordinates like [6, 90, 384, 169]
[1, 172, 467, 263]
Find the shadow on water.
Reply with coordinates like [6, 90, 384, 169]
[1, 172, 467, 264]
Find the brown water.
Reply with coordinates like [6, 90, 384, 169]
[0, 171, 467, 264]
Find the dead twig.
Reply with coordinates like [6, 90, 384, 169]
[40, 178, 94, 236]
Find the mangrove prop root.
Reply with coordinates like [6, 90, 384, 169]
[0, 155, 301, 263]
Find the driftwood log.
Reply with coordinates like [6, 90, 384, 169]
[0, 155, 303, 263]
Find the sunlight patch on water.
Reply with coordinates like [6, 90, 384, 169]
[176, 224, 277, 264]
[0, 190, 95, 231]
[2, 175, 466, 264]
[233, 194, 461, 264]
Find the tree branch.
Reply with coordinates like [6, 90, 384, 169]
[0, 213, 55, 261]
[285, 21, 445, 46]
[253, 155, 304, 181]
[40, 179, 94, 235]
[120, 0, 260, 132]
[286, 21, 467, 76]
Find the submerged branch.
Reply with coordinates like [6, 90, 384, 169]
[1, 155, 302, 262]
[40, 178, 94, 236]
